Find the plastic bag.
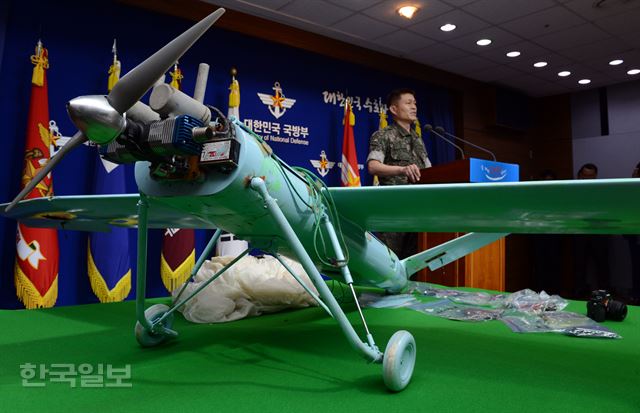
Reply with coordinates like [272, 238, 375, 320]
[409, 299, 503, 322]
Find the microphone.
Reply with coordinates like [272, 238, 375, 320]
[435, 126, 496, 161]
[424, 124, 465, 159]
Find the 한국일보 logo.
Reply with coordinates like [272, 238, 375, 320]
[257, 82, 296, 119]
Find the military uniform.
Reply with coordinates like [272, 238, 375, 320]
[367, 122, 431, 186]
[366, 122, 432, 258]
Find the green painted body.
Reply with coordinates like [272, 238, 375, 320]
[135, 123, 408, 292]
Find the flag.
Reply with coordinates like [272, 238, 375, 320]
[341, 100, 360, 187]
[228, 67, 240, 120]
[160, 62, 195, 292]
[87, 41, 132, 302]
[14, 41, 59, 308]
[373, 109, 389, 186]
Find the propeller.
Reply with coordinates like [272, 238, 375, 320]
[5, 8, 225, 212]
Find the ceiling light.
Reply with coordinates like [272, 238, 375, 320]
[558, 71, 571, 77]
[397, 5, 419, 19]
[506, 51, 520, 57]
[578, 79, 591, 85]
[533, 61, 547, 68]
[440, 23, 456, 32]
[476, 39, 492, 46]
[627, 69, 640, 75]
[609, 59, 624, 66]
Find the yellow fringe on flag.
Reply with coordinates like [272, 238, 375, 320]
[108, 60, 121, 92]
[228, 77, 240, 108]
[170, 66, 183, 90]
[160, 250, 195, 292]
[30, 42, 49, 87]
[414, 119, 422, 138]
[14, 262, 57, 309]
[379, 109, 388, 129]
[87, 244, 131, 303]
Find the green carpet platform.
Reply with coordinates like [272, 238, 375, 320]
[1, 292, 638, 413]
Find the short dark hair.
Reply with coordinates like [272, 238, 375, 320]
[636, 161, 640, 169]
[578, 163, 598, 174]
[387, 88, 416, 108]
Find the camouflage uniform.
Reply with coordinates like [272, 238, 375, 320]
[367, 122, 432, 258]
[367, 123, 431, 186]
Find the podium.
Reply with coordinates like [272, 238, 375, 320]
[415, 158, 519, 291]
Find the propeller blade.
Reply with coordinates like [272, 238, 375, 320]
[107, 8, 225, 114]
[5, 131, 87, 212]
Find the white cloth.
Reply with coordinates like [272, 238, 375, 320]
[175, 255, 318, 323]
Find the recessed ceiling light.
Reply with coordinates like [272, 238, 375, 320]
[558, 71, 571, 77]
[440, 23, 456, 32]
[506, 51, 520, 58]
[533, 61, 547, 68]
[627, 69, 640, 75]
[578, 79, 591, 85]
[397, 5, 419, 19]
[609, 59, 624, 66]
[476, 39, 492, 46]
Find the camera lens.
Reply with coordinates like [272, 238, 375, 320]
[607, 299, 628, 321]
[587, 301, 607, 322]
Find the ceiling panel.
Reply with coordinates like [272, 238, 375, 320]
[559, 38, 630, 61]
[374, 29, 435, 53]
[325, 0, 386, 11]
[505, 52, 572, 73]
[468, 64, 524, 82]
[594, 8, 640, 36]
[408, 42, 468, 64]
[531, 23, 611, 51]
[564, 0, 640, 20]
[433, 54, 496, 74]
[363, 0, 453, 27]
[500, 6, 586, 39]
[477, 40, 551, 63]
[235, 0, 292, 9]
[461, 0, 556, 24]
[444, 26, 522, 53]
[330, 13, 398, 39]
[408, 9, 490, 40]
[279, 0, 353, 25]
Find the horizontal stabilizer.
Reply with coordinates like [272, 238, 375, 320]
[402, 232, 508, 277]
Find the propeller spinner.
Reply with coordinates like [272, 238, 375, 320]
[5, 8, 225, 212]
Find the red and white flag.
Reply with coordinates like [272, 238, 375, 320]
[340, 101, 361, 187]
[15, 41, 60, 308]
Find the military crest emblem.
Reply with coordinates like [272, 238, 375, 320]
[257, 82, 296, 119]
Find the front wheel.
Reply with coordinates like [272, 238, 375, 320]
[382, 330, 416, 392]
[135, 304, 174, 347]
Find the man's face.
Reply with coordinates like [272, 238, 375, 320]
[578, 167, 597, 179]
[390, 93, 417, 123]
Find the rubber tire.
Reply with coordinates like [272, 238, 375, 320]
[134, 304, 174, 347]
[382, 330, 416, 392]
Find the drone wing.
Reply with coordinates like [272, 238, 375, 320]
[327, 178, 640, 234]
[1, 194, 217, 232]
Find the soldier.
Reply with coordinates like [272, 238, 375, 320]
[367, 88, 432, 259]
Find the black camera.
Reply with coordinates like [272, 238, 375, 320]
[586, 290, 627, 322]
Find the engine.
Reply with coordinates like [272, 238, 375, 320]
[98, 82, 240, 181]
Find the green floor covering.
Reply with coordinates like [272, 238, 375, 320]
[1, 295, 638, 413]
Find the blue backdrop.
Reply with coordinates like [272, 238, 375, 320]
[0, 0, 455, 308]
